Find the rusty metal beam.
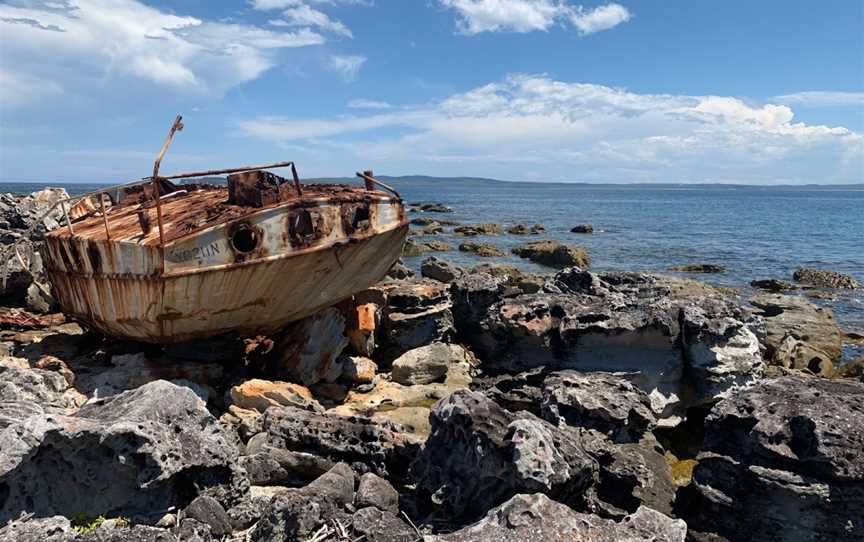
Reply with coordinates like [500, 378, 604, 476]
[356, 171, 401, 199]
[99, 194, 111, 240]
[151, 115, 185, 247]
[290, 163, 303, 197]
[156, 161, 296, 181]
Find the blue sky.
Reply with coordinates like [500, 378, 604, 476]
[1, 0, 862, 184]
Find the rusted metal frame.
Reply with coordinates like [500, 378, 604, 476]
[290, 163, 303, 197]
[355, 171, 401, 199]
[151, 115, 185, 248]
[155, 161, 296, 181]
[99, 194, 111, 240]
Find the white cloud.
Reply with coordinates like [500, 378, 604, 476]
[0, 0, 326, 105]
[348, 98, 392, 109]
[268, 4, 352, 38]
[237, 74, 863, 183]
[569, 3, 631, 35]
[326, 54, 366, 82]
[438, 0, 631, 35]
[772, 91, 864, 107]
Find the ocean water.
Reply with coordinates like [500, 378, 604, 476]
[3, 179, 863, 338]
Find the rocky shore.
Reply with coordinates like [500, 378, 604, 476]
[1, 191, 863, 541]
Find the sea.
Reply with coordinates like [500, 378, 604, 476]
[3, 178, 863, 358]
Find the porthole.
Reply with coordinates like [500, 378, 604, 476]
[231, 225, 260, 253]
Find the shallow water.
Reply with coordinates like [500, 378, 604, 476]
[3, 179, 862, 338]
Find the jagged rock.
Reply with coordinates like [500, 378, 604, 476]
[838, 357, 864, 382]
[0, 515, 72, 542]
[667, 263, 726, 273]
[540, 371, 657, 443]
[507, 224, 544, 235]
[0, 380, 246, 524]
[242, 435, 334, 486]
[511, 240, 590, 268]
[184, 495, 232, 537]
[450, 272, 508, 340]
[351, 507, 416, 542]
[252, 463, 355, 542]
[750, 278, 798, 291]
[340, 355, 377, 383]
[391, 343, 475, 386]
[229, 379, 322, 414]
[793, 267, 860, 289]
[252, 308, 349, 386]
[0, 357, 82, 410]
[257, 405, 422, 479]
[570, 223, 593, 234]
[458, 242, 505, 257]
[387, 260, 414, 280]
[751, 293, 843, 375]
[420, 256, 464, 283]
[681, 377, 864, 541]
[466, 263, 546, 294]
[429, 494, 686, 542]
[382, 281, 455, 359]
[329, 377, 470, 436]
[477, 368, 548, 416]
[680, 298, 765, 404]
[413, 390, 596, 521]
[356, 473, 400, 514]
[421, 223, 444, 235]
[410, 202, 453, 213]
[425, 240, 452, 251]
[454, 223, 502, 236]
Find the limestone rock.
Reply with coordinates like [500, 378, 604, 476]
[0, 380, 246, 524]
[252, 463, 355, 542]
[258, 405, 422, 479]
[667, 263, 726, 273]
[356, 472, 400, 514]
[511, 240, 590, 268]
[184, 495, 232, 537]
[682, 377, 864, 541]
[793, 267, 860, 289]
[387, 260, 414, 280]
[506, 223, 544, 235]
[680, 298, 765, 404]
[229, 379, 322, 413]
[413, 390, 596, 521]
[430, 494, 686, 542]
[570, 223, 594, 234]
[391, 342, 475, 386]
[458, 242, 505, 257]
[454, 223, 502, 236]
[382, 281, 455, 359]
[420, 256, 464, 283]
[751, 293, 843, 374]
[540, 371, 657, 443]
[340, 355, 378, 383]
[351, 507, 416, 542]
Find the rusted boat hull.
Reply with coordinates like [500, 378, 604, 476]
[46, 224, 407, 343]
[43, 173, 409, 343]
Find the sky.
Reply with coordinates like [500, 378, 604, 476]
[0, 0, 862, 184]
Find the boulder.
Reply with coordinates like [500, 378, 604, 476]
[667, 263, 726, 273]
[681, 376, 864, 541]
[750, 278, 798, 291]
[458, 242, 505, 257]
[570, 224, 593, 234]
[679, 298, 765, 405]
[511, 240, 590, 268]
[252, 463, 355, 542]
[0, 358, 82, 410]
[0, 380, 246, 524]
[540, 371, 657, 444]
[750, 293, 843, 375]
[420, 256, 464, 283]
[382, 281, 455, 359]
[391, 342, 475, 386]
[793, 267, 860, 289]
[229, 379, 322, 413]
[410, 202, 453, 213]
[340, 355, 378, 383]
[454, 223, 502, 236]
[356, 473, 400, 514]
[413, 390, 596, 521]
[429, 494, 686, 542]
[507, 224, 544, 235]
[184, 495, 232, 537]
[351, 507, 416, 542]
[257, 405, 421, 479]
[421, 223, 444, 235]
[386, 260, 414, 280]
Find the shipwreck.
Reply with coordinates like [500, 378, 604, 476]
[24, 116, 408, 343]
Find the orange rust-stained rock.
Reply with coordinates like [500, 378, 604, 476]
[229, 378, 322, 413]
